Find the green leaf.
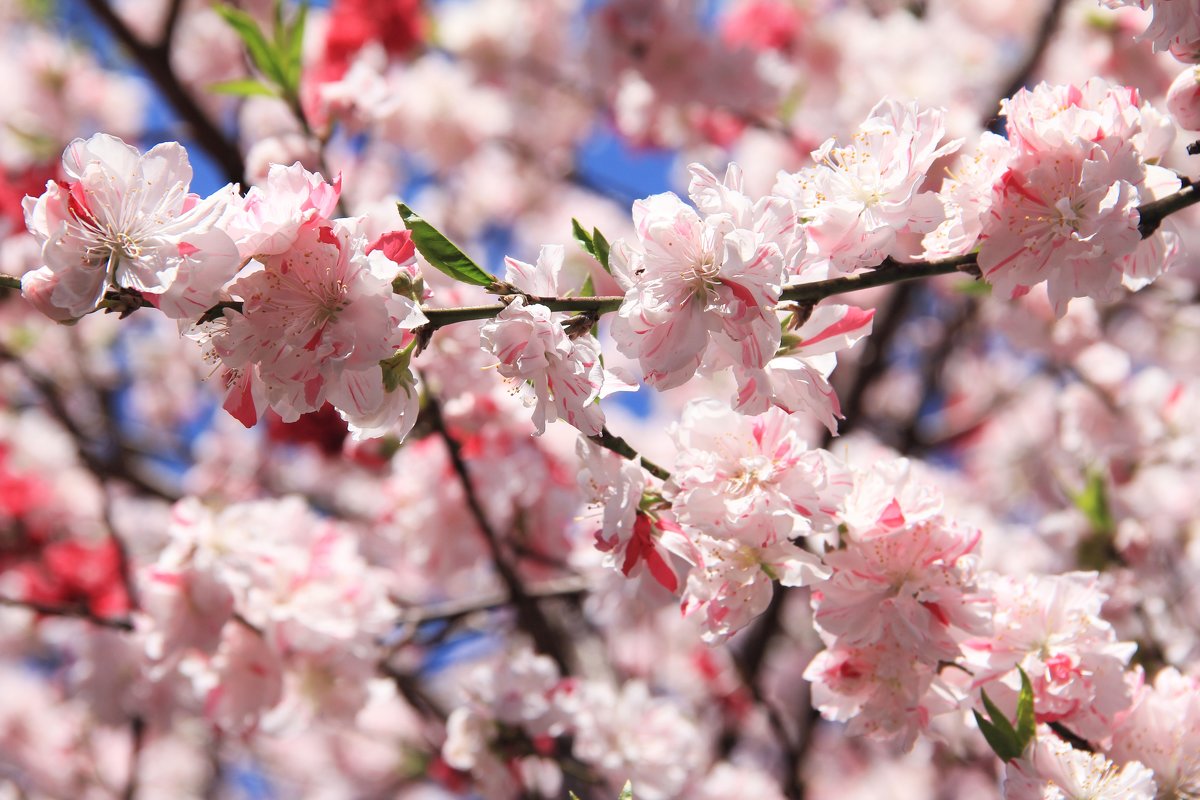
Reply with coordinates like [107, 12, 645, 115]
[570, 219, 613, 275]
[572, 218, 595, 255]
[282, 2, 309, 94]
[1071, 470, 1114, 536]
[591, 227, 611, 274]
[974, 711, 1022, 763]
[215, 5, 286, 88]
[568, 794, 581, 800]
[208, 78, 279, 98]
[975, 688, 1024, 762]
[579, 274, 595, 299]
[954, 279, 992, 296]
[618, 781, 633, 800]
[1015, 667, 1036, 752]
[397, 203, 495, 288]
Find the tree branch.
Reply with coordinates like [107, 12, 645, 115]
[422, 393, 573, 673]
[0, 595, 135, 630]
[78, 0, 245, 183]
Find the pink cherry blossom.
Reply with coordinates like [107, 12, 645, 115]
[1108, 667, 1200, 797]
[1167, 66, 1200, 130]
[21, 133, 237, 318]
[964, 573, 1137, 742]
[733, 303, 875, 432]
[811, 511, 989, 664]
[480, 245, 605, 435]
[610, 188, 784, 390]
[217, 219, 426, 437]
[977, 81, 1180, 316]
[774, 100, 960, 274]
[221, 162, 343, 259]
[682, 533, 829, 644]
[1003, 733, 1156, 800]
[669, 399, 851, 544]
[1104, 0, 1200, 63]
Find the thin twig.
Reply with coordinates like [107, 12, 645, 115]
[0, 596, 135, 630]
[422, 394, 573, 673]
[79, 0, 245, 182]
[122, 716, 146, 800]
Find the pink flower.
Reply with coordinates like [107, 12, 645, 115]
[774, 100, 960, 275]
[1105, 0, 1200, 63]
[804, 641, 958, 749]
[216, 219, 426, 437]
[733, 304, 875, 432]
[682, 533, 829, 644]
[964, 573, 1137, 742]
[578, 439, 695, 592]
[1167, 66, 1200, 130]
[1108, 668, 1200, 797]
[978, 139, 1144, 316]
[480, 247, 605, 435]
[977, 81, 1180, 316]
[668, 400, 851, 545]
[610, 189, 784, 390]
[21, 134, 237, 319]
[1003, 734, 1156, 800]
[221, 162, 343, 259]
[812, 513, 989, 663]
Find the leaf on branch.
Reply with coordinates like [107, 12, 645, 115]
[618, 781, 634, 800]
[974, 675, 1036, 762]
[1015, 667, 1036, 749]
[571, 218, 613, 274]
[397, 203, 495, 288]
[592, 227, 611, 273]
[281, 1, 308, 96]
[954, 279, 992, 296]
[208, 78, 279, 98]
[214, 5, 286, 88]
[1070, 470, 1115, 536]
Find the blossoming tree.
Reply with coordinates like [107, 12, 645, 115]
[2, 0, 1200, 798]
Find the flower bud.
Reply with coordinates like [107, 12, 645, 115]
[1167, 66, 1200, 131]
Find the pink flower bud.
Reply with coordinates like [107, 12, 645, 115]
[1167, 66, 1200, 131]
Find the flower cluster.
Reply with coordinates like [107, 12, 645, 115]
[961, 80, 1178, 315]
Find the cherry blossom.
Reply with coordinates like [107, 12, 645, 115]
[977, 81, 1180, 316]
[668, 399, 850, 544]
[774, 100, 960, 275]
[610, 186, 785, 390]
[480, 245, 606, 435]
[1003, 733, 1156, 800]
[214, 219, 427, 437]
[21, 133, 237, 319]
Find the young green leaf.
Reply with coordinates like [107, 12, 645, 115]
[618, 781, 633, 800]
[974, 686, 1027, 762]
[974, 710, 1023, 762]
[214, 5, 286, 88]
[208, 78, 279, 98]
[570, 219, 613, 275]
[580, 274, 595, 298]
[1015, 667, 1036, 752]
[1071, 470, 1115, 536]
[282, 2, 308, 95]
[572, 218, 597, 258]
[397, 204, 495, 288]
[591, 227, 611, 274]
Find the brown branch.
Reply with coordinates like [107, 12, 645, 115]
[991, 0, 1069, 115]
[122, 716, 146, 800]
[79, 0, 245, 183]
[422, 393, 573, 673]
[0, 596, 135, 630]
